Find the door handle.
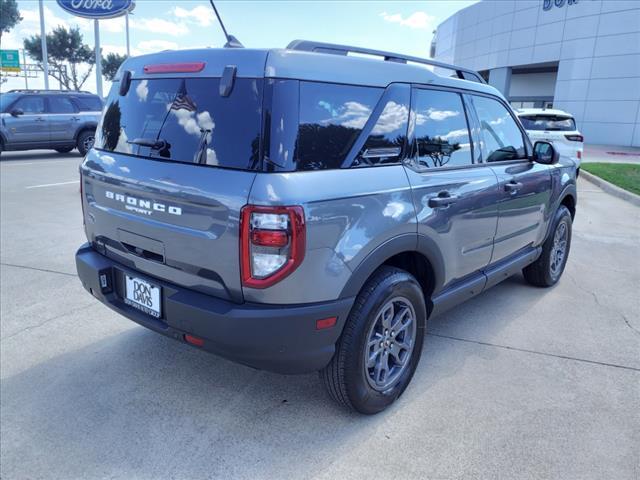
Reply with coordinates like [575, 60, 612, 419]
[505, 181, 523, 193]
[428, 192, 459, 208]
[71, 116, 81, 121]
[35, 117, 46, 122]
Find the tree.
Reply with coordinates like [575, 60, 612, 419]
[23, 26, 95, 91]
[0, 0, 22, 40]
[102, 53, 127, 81]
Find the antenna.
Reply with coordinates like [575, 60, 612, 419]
[209, 1, 244, 48]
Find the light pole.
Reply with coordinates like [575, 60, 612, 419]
[38, 0, 49, 89]
[94, 19, 102, 97]
[125, 10, 130, 56]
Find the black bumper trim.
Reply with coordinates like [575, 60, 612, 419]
[76, 243, 354, 374]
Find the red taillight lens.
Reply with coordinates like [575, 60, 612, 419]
[143, 62, 205, 74]
[565, 134, 584, 142]
[240, 205, 305, 289]
[577, 151, 582, 159]
[251, 229, 289, 248]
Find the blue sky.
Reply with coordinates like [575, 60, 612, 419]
[1, 1, 477, 93]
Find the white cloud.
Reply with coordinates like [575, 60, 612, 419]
[131, 18, 188, 36]
[380, 11, 435, 30]
[372, 101, 409, 135]
[136, 40, 179, 55]
[173, 6, 215, 27]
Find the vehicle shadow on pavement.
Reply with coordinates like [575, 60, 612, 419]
[0, 275, 549, 479]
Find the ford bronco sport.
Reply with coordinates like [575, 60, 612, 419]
[76, 41, 577, 414]
[1, 90, 102, 155]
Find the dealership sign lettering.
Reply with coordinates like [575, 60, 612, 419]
[56, 0, 133, 19]
[543, 0, 578, 11]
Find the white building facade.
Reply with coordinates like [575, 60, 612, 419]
[432, 0, 640, 147]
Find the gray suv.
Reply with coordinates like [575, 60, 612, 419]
[0, 90, 102, 156]
[75, 42, 577, 414]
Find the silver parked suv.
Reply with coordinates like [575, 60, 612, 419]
[0, 90, 102, 156]
[76, 41, 577, 414]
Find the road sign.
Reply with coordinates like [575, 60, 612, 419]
[0, 50, 21, 73]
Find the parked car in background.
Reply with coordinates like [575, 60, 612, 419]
[517, 108, 584, 171]
[0, 90, 103, 156]
[76, 42, 577, 414]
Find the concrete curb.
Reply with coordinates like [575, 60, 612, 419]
[580, 169, 640, 207]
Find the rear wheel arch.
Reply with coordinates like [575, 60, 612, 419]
[74, 124, 97, 142]
[340, 235, 442, 317]
[560, 193, 576, 220]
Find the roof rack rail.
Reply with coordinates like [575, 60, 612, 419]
[286, 40, 486, 84]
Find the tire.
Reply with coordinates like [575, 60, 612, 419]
[321, 266, 426, 414]
[76, 130, 95, 156]
[523, 205, 572, 287]
[55, 147, 74, 153]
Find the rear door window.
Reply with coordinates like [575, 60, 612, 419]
[96, 77, 263, 170]
[519, 115, 576, 131]
[296, 82, 382, 170]
[353, 84, 410, 167]
[411, 89, 473, 168]
[48, 96, 78, 113]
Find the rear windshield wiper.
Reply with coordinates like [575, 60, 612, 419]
[128, 137, 171, 158]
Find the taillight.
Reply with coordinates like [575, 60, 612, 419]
[577, 151, 582, 159]
[240, 205, 305, 288]
[565, 134, 584, 142]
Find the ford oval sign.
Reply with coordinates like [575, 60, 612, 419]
[56, 0, 133, 19]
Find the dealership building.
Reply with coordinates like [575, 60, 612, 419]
[431, 0, 640, 147]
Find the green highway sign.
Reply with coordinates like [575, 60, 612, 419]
[0, 50, 21, 73]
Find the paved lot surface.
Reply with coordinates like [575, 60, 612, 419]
[1, 150, 639, 480]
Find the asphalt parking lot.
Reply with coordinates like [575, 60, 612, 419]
[1, 150, 639, 480]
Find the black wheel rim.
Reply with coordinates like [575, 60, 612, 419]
[364, 296, 417, 391]
[550, 221, 568, 279]
[83, 135, 95, 152]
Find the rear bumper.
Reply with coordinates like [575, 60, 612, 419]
[75, 244, 354, 374]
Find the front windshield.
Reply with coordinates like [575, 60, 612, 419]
[0, 93, 18, 112]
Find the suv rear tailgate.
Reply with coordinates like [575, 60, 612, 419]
[82, 150, 254, 302]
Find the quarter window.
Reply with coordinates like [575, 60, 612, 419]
[472, 96, 526, 162]
[411, 89, 472, 168]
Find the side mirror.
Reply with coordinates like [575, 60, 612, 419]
[10, 108, 24, 117]
[533, 141, 559, 165]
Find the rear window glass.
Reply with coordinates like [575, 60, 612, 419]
[296, 82, 382, 170]
[72, 96, 103, 112]
[95, 78, 262, 170]
[519, 115, 576, 131]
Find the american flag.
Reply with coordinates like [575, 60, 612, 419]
[171, 81, 197, 112]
